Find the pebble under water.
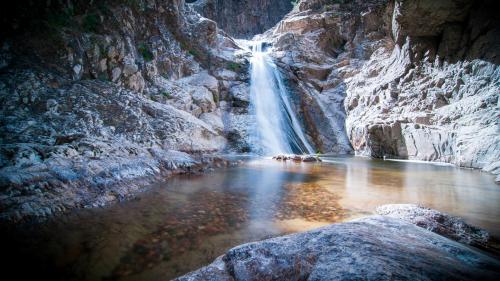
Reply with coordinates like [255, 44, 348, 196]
[2, 156, 499, 280]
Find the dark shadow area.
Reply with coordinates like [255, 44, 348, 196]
[188, 0, 294, 39]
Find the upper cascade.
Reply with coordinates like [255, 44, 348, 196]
[241, 40, 314, 156]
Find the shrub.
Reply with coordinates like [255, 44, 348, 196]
[227, 62, 241, 72]
[124, 0, 146, 12]
[188, 49, 200, 58]
[138, 43, 154, 62]
[162, 91, 172, 99]
[98, 72, 109, 81]
[82, 13, 99, 32]
[213, 93, 219, 103]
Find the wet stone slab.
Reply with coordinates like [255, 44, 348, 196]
[176, 216, 500, 281]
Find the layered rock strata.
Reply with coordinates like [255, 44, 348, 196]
[0, 0, 254, 222]
[264, 0, 499, 179]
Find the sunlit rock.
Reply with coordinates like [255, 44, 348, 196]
[176, 216, 500, 280]
[376, 204, 490, 248]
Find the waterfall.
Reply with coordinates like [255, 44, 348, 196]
[244, 40, 314, 156]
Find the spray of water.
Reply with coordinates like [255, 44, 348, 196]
[243, 40, 314, 156]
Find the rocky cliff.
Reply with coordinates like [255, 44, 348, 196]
[189, 0, 293, 39]
[0, 0, 255, 222]
[264, 0, 499, 179]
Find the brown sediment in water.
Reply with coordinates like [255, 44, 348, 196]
[110, 190, 249, 278]
[275, 182, 345, 222]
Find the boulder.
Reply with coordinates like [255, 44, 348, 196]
[176, 216, 500, 280]
[376, 204, 490, 248]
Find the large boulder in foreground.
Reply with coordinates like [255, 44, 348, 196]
[176, 216, 500, 280]
[376, 204, 490, 248]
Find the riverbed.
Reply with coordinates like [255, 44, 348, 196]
[2, 156, 499, 280]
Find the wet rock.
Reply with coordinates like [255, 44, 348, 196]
[177, 216, 500, 280]
[301, 155, 321, 162]
[272, 154, 321, 162]
[272, 155, 290, 161]
[376, 204, 490, 248]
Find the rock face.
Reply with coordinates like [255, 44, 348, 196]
[0, 0, 253, 222]
[190, 0, 294, 38]
[376, 204, 490, 248]
[264, 0, 500, 179]
[176, 216, 500, 280]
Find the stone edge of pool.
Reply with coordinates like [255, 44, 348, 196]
[175, 206, 500, 281]
[0, 152, 243, 225]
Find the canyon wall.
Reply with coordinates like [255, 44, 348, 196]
[265, 0, 499, 179]
[0, 0, 255, 222]
[190, 0, 293, 38]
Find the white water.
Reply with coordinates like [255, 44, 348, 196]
[244, 41, 314, 155]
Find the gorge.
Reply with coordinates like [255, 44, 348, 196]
[0, 0, 499, 280]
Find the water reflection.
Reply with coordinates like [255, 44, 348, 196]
[2, 156, 499, 281]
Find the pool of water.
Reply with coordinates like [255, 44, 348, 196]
[3, 156, 499, 280]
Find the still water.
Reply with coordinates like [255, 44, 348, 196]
[3, 156, 500, 280]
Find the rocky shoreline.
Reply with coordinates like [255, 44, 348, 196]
[177, 209, 500, 280]
[0, 0, 251, 224]
[0, 152, 241, 224]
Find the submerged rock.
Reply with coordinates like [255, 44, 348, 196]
[376, 204, 490, 248]
[272, 154, 322, 162]
[176, 216, 500, 280]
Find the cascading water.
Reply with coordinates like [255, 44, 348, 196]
[244, 40, 314, 156]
